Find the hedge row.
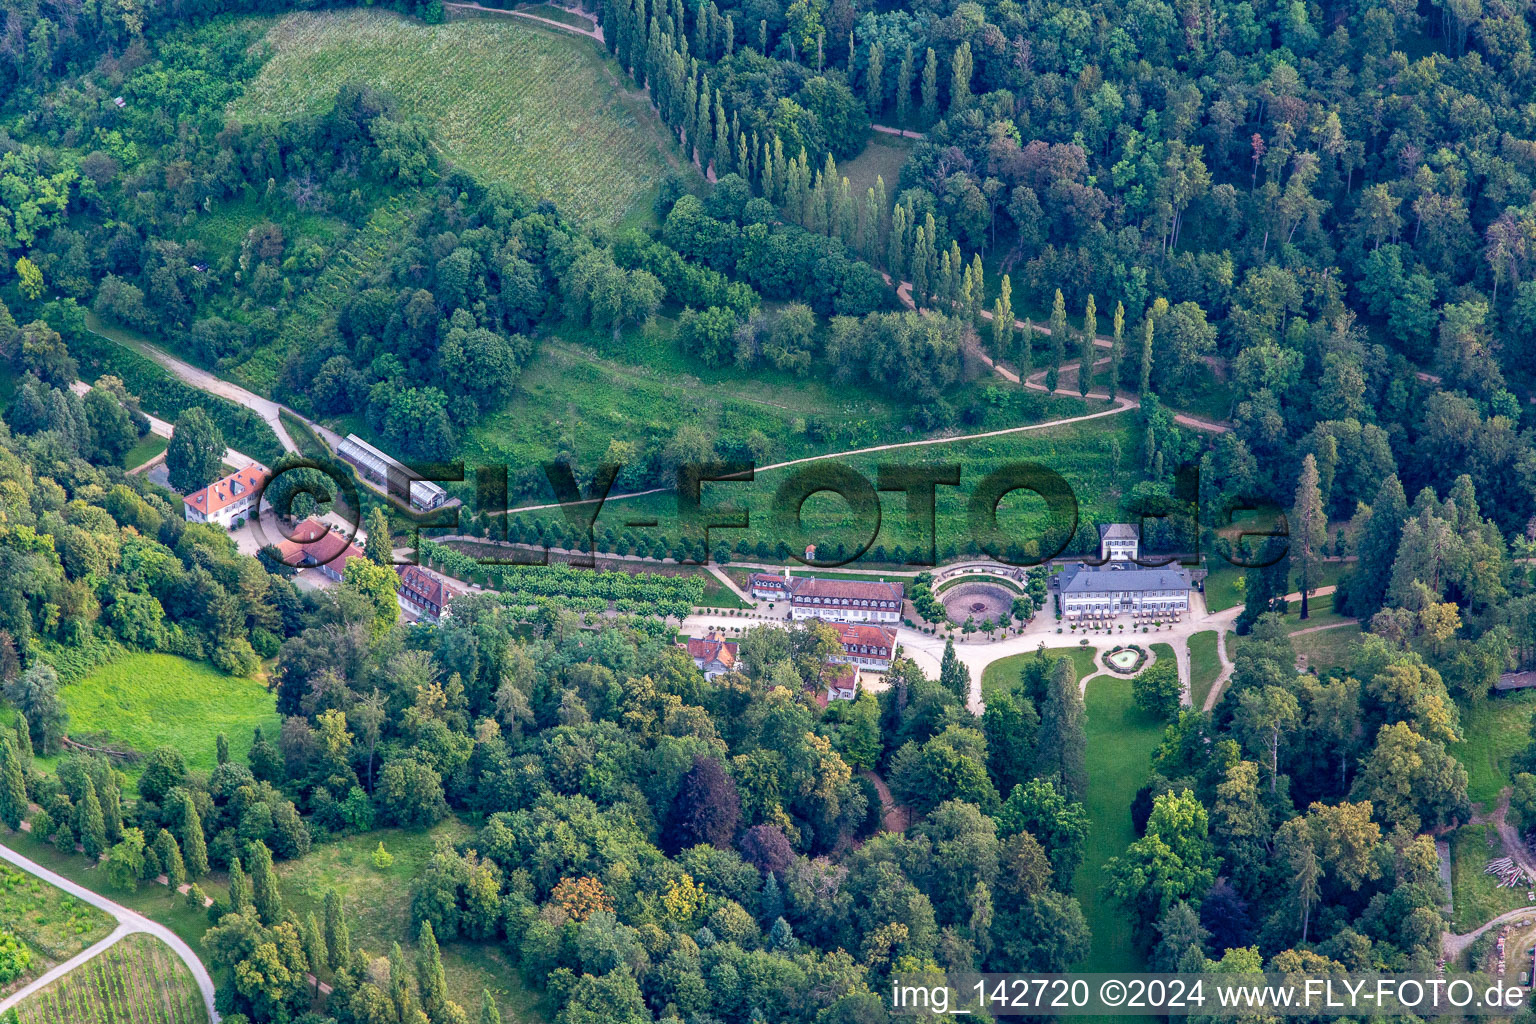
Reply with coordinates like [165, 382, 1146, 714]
[419, 540, 705, 615]
[73, 329, 285, 465]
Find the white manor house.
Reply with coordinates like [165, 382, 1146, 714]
[748, 571, 904, 624]
[1052, 524, 1196, 620]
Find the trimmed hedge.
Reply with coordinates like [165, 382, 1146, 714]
[72, 328, 285, 465]
[419, 539, 703, 619]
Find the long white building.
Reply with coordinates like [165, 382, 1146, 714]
[1053, 524, 1194, 618]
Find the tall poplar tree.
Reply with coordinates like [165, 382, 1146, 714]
[1291, 453, 1327, 620]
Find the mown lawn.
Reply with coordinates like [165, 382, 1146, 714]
[1290, 623, 1360, 676]
[842, 131, 913, 198]
[1076, 675, 1164, 971]
[232, 9, 675, 226]
[278, 825, 551, 1021]
[1450, 690, 1536, 811]
[63, 654, 279, 778]
[1187, 630, 1222, 709]
[1449, 824, 1528, 933]
[122, 433, 168, 471]
[507, 413, 1141, 568]
[980, 644, 1100, 702]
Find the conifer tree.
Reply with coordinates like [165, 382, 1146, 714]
[0, 737, 25, 831]
[480, 990, 503, 1024]
[940, 640, 968, 704]
[887, 205, 908, 277]
[325, 888, 352, 969]
[911, 227, 930, 303]
[865, 41, 884, 115]
[921, 48, 938, 126]
[1046, 289, 1067, 394]
[215, 732, 229, 766]
[303, 911, 327, 978]
[228, 856, 251, 914]
[969, 254, 985, 326]
[1140, 304, 1160, 397]
[78, 777, 107, 860]
[992, 274, 1014, 364]
[416, 921, 449, 1021]
[13, 713, 30, 770]
[713, 94, 730, 173]
[1079, 294, 1097, 396]
[364, 507, 393, 566]
[1291, 454, 1327, 620]
[1108, 301, 1125, 399]
[154, 829, 186, 891]
[390, 942, 417, 1022]
[949, 42, 972, 112]
[249, 840, 283, 925]
[176, 791, 209, 878]
[1038, 658, 1088, 800]
[897, 47, 914, 125]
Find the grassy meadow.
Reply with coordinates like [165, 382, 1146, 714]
[1187, 630, 1221, 708]
[495, 411, 1141, 565]
[1449, 824, 1527, 933]
[61, 654, 279, 777]
[979, 644, 1100, 703]
[0, 861, 114, 965]
[231, 9, 676, 226]
[1076, 675, 1164, 971]
[277, 825, 550, 1021]
[1449, 690, 1536, 811]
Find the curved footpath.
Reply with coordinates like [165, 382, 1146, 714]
[0, 840, 220, 1022]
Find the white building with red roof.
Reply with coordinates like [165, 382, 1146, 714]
[686, 631, 741, 680]
[830, 623, 897, 671]
[183, 466, 267, 528]
[397, 565, 458, 623]
[788, 576, 904, 624]
[825, 662, 861, 701]
[275, 518, 364, 583]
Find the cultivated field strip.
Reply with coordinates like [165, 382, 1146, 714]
[231, 9, 668, 225]
[15, 934, 209, 1024]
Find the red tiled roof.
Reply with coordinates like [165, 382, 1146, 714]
[790, 577, 904, 604]
[184, 466, 266, 515]
[686, 631, 739, 668]
[275, 518, 363, 569]
[836, 623, 896, 655]
[397, 565, 454, 609]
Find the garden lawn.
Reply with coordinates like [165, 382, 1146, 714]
[1202, 564, 1243, 614]
[121, 433, 168, 471]
[506, 413, 1141, 567]
[277, 825, 551, 1022]
[980, 645, 1100, 702]
[1290, 623, 1360, 676]
[232, 9, 676, 226]
[1075, 675, 1164, 971]
[842, 132, 913, 198]
[1450, 690, 1536, 811]
[62, 654, 279, 778]
[1187, 630, 1221, 709]
[1449, 824, 1527, 933]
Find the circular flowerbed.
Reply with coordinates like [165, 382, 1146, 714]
[1103, 644, 1147, 675]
